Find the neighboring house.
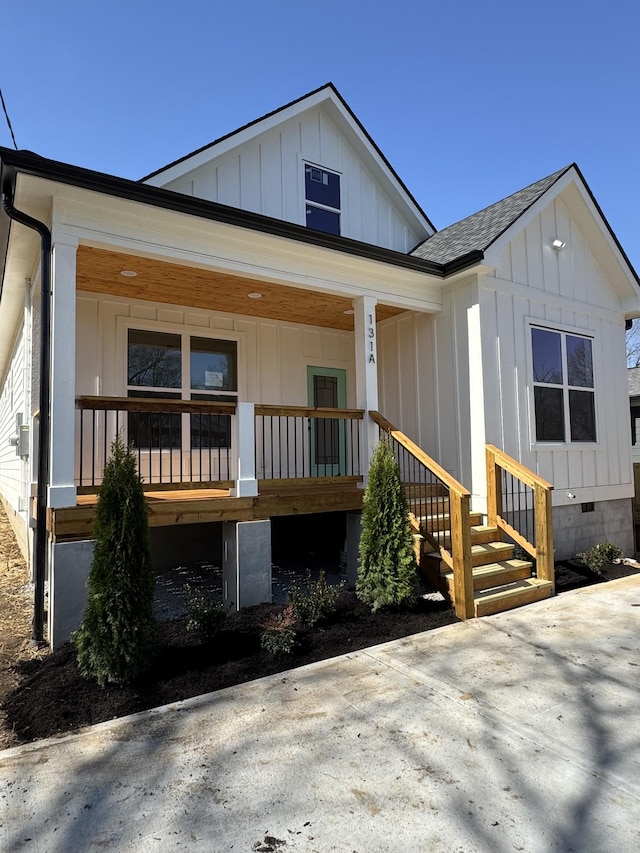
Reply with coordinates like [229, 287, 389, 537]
[1, 83, 639, 647]
[628, 366, 640, 550]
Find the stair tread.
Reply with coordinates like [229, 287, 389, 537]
[474, 578, 553, 602]
[442, 558, 532, 580]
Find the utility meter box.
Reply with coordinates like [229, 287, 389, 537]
[9, 414, 29, 458]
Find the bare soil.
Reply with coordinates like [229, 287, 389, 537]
[1, 502, 636, 749]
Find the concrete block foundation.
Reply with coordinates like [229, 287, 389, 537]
[49, 539, 94, 649]
[553, 498, 634, 561]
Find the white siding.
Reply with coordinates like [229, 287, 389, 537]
[0, 318, 30, 555]
[76, 293, 355, 406]
[480, 199, 633, 503]
[161, 107, 422, 253]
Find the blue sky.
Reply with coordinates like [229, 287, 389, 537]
[1, 0, 638, 268]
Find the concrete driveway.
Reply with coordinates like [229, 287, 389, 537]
[1, 576, 639, 852]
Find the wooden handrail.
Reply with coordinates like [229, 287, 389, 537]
[371, 410, 474, 619]
[486, 444, 554, 588]
[486, 444, 554, 491]
[371, 411, 470, 499]
[76, 395, 236, 415]
[255, 404, 364, 419]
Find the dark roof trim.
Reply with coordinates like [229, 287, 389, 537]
[0, 148, 468, 278]
[140, 82, 436, 233]
[571, 163, 640, 288]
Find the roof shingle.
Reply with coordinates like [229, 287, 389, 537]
[411, 166, 572, 264]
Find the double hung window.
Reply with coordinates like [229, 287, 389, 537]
[531, 326, 596, 443]
[304, 164, 341, 235]
[127, 329, 237, 450]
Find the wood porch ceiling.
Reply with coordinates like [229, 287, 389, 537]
[76, 246, 406, 331]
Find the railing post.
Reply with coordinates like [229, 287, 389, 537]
[451, 490, 474, 620]
[485, 446, 501, 530]
[534, 483, 555, 590]
[234, 402, 258, 497]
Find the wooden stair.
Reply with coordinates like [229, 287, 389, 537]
[411, 497, 553, 617]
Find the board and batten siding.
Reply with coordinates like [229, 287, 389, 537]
[160, 107, 422, 253]
[75, 293, 355, 406]
[478, 196, 633, 505]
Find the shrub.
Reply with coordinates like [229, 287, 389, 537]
[576, 541, 622, 576]
[356, 438, 419, 612]
[260, 605, 297, 655]
[287, 570, 341, 627]
[182, 583, 226, 640]
[74, 436, 156, 686]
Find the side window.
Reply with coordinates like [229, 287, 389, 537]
[531, 326, 596, 443]
[304, 164, 340, 236]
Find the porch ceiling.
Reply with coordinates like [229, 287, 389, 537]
[76, 246, 406, 331]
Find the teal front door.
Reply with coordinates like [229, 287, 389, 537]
[307, 367, 347, 477]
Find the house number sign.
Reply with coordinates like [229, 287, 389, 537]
[367, 313, 376, 364]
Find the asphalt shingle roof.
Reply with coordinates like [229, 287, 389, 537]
[411, 166, 572, 265]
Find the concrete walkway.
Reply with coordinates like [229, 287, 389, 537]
[1, 577, 640, 853]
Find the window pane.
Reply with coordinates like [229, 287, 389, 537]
[128, 330, 181, 388]
[534, 386, 565, 441]
[567, 336, 593, 387]
[306, 205, 340, 236]
[569, 390, 596, 441]
[532, 328, 563, 384]
[190, 413, 232, 449]
[304, 165, 340, 209]
[190, 338, 237, 391]
[127, 390, 182, 449]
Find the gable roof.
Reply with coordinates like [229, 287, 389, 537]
[141, 82, 436, 236]
[411, 166, 572, 264]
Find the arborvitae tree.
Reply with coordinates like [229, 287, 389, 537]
[356, 438, 419, 612]
[74, 435, 156, 686]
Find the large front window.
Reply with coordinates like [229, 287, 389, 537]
[127, 329, 237, 449]
[531, 326, 596, 443]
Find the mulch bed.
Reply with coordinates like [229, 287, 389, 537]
[4, 559, 638, 747]
[3, 590, 456, 745]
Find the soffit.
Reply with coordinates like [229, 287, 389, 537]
[76, 246, 405, 330]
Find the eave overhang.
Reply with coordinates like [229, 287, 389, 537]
[0, 148, 480, 284]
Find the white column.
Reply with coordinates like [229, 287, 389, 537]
[48, 236, 78, 508]
[234, 402, 258, 497]
[353, 295, 379, 481]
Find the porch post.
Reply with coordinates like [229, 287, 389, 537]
[48, 234, 78, 508]
[353, 295, 379, 482]
[234, 402, 258, 497]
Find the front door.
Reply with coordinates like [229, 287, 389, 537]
[307, 366, 347, 477]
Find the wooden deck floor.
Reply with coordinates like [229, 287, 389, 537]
[49, 477, 364, 542]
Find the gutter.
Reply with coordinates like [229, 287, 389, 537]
[1, 164, 50, 646]
[0, 148, 485, 279]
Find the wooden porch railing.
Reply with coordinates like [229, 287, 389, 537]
[75, 396, 236, 492]
[486, 445, 555, 589]
[255, 405, 364, 480]
[371, 412, 474, 619]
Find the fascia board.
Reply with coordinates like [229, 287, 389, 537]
[488, 167, 640, 298]
[52, 190, 444, 312]
[143, 87, 334, 187]
[144, 87, 434, 238]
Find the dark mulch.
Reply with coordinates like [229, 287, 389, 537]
[3, 590, 456, 745]
[5, 561, 638, 747]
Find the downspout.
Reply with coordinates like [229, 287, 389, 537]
[1, 174, 51, 646]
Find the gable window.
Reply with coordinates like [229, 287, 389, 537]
[127, 329, 237, 449]
[531, 326, 596, 443]
[304, 164, 340, 235]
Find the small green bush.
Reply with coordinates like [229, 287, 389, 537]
[260, 605, 297, 655]
[356, 438, 419, 612]
[576, 541, 622, 576]
[287, 570, 341, 627]
[182, 583, 226, 640]
[74, 435, 156, 687]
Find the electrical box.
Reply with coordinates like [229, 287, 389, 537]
[9, 414, 29, 458]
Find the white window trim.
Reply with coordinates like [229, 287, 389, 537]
[116, 316, 246, 401]
[525, 318, 599, 450]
